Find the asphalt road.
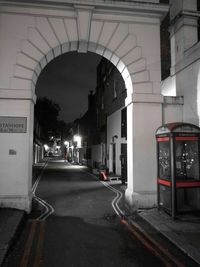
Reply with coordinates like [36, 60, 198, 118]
[4, 158, 165, 267]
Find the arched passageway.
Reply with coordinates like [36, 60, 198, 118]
[0, 0, 168, 212]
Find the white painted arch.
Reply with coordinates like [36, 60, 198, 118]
[0, 1, 168, 212]
[13, 17, 149, 98]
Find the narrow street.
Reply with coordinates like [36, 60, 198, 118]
[3, 158, 173, 266]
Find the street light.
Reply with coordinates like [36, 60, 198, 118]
[44, 144, 49, 157]
[64, 140, 69, 147]
[44, 144, 49, 151]
[73, 135, 82, 148]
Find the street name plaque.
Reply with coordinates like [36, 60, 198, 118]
[0, 117, 27, 133]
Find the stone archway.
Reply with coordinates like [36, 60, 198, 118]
[0, 1, 168, 211]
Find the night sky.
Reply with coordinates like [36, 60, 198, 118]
[36, 51, 102, 123]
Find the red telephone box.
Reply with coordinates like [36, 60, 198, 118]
[156, 122, 200, 218]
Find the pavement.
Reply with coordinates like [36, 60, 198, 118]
[137, 208, 200, 265]
[1, 198, 200, 266]
[0, 208, 25, 266]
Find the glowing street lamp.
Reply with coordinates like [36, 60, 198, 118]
[73, 135, 82, 148]
[64, 140, 69, 147]
[44, 144, 49, 151]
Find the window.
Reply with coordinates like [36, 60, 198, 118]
[160, 12, 171, 80]
[113, 79, 117, 99]
[121, 107, 127, 139]
[86, 148, 91, 159]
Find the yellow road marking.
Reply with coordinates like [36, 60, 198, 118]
[33, 221, 45, 267]
[20, 220, 37, 267]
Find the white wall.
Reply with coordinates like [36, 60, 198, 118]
[0, 98, 34, 212]
[166, 56, 200, 127]
[170, 0, 198, 68]
[0, 14, 35, 89]
[130, 23, 161, 95]
[162, 100, 183, 124]
[125, 101, 162, 210]
[176, 60, 200, 126]
[161, 75, 184, 123]
[107, 108, 126, 175]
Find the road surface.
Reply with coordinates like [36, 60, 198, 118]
[3, 158, 170, 267]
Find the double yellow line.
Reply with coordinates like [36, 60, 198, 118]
[20, 220, 45, 267]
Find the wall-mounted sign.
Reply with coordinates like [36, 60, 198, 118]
[9, 149, 17, 155]
[0, 117, 27, 133]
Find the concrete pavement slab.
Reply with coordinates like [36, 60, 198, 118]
[138, 208, 200, 265]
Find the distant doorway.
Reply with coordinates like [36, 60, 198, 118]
[121, 143, 127, 184]
[112, 143, 116, 174]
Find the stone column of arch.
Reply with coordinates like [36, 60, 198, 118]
[0, 1, 168, 212]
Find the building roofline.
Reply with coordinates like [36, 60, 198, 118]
[0, 0, 169, 20]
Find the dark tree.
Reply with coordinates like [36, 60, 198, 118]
[56, 119, 69, 140]
[34, 97, 66, 140]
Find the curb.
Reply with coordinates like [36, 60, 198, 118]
[126, 218, 186, 267]
[136, 212, 200, 266]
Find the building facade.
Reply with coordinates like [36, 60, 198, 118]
[77, 58, 127, 183]
[96, 58, 127, 181]
[162, 0, 200, 125]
